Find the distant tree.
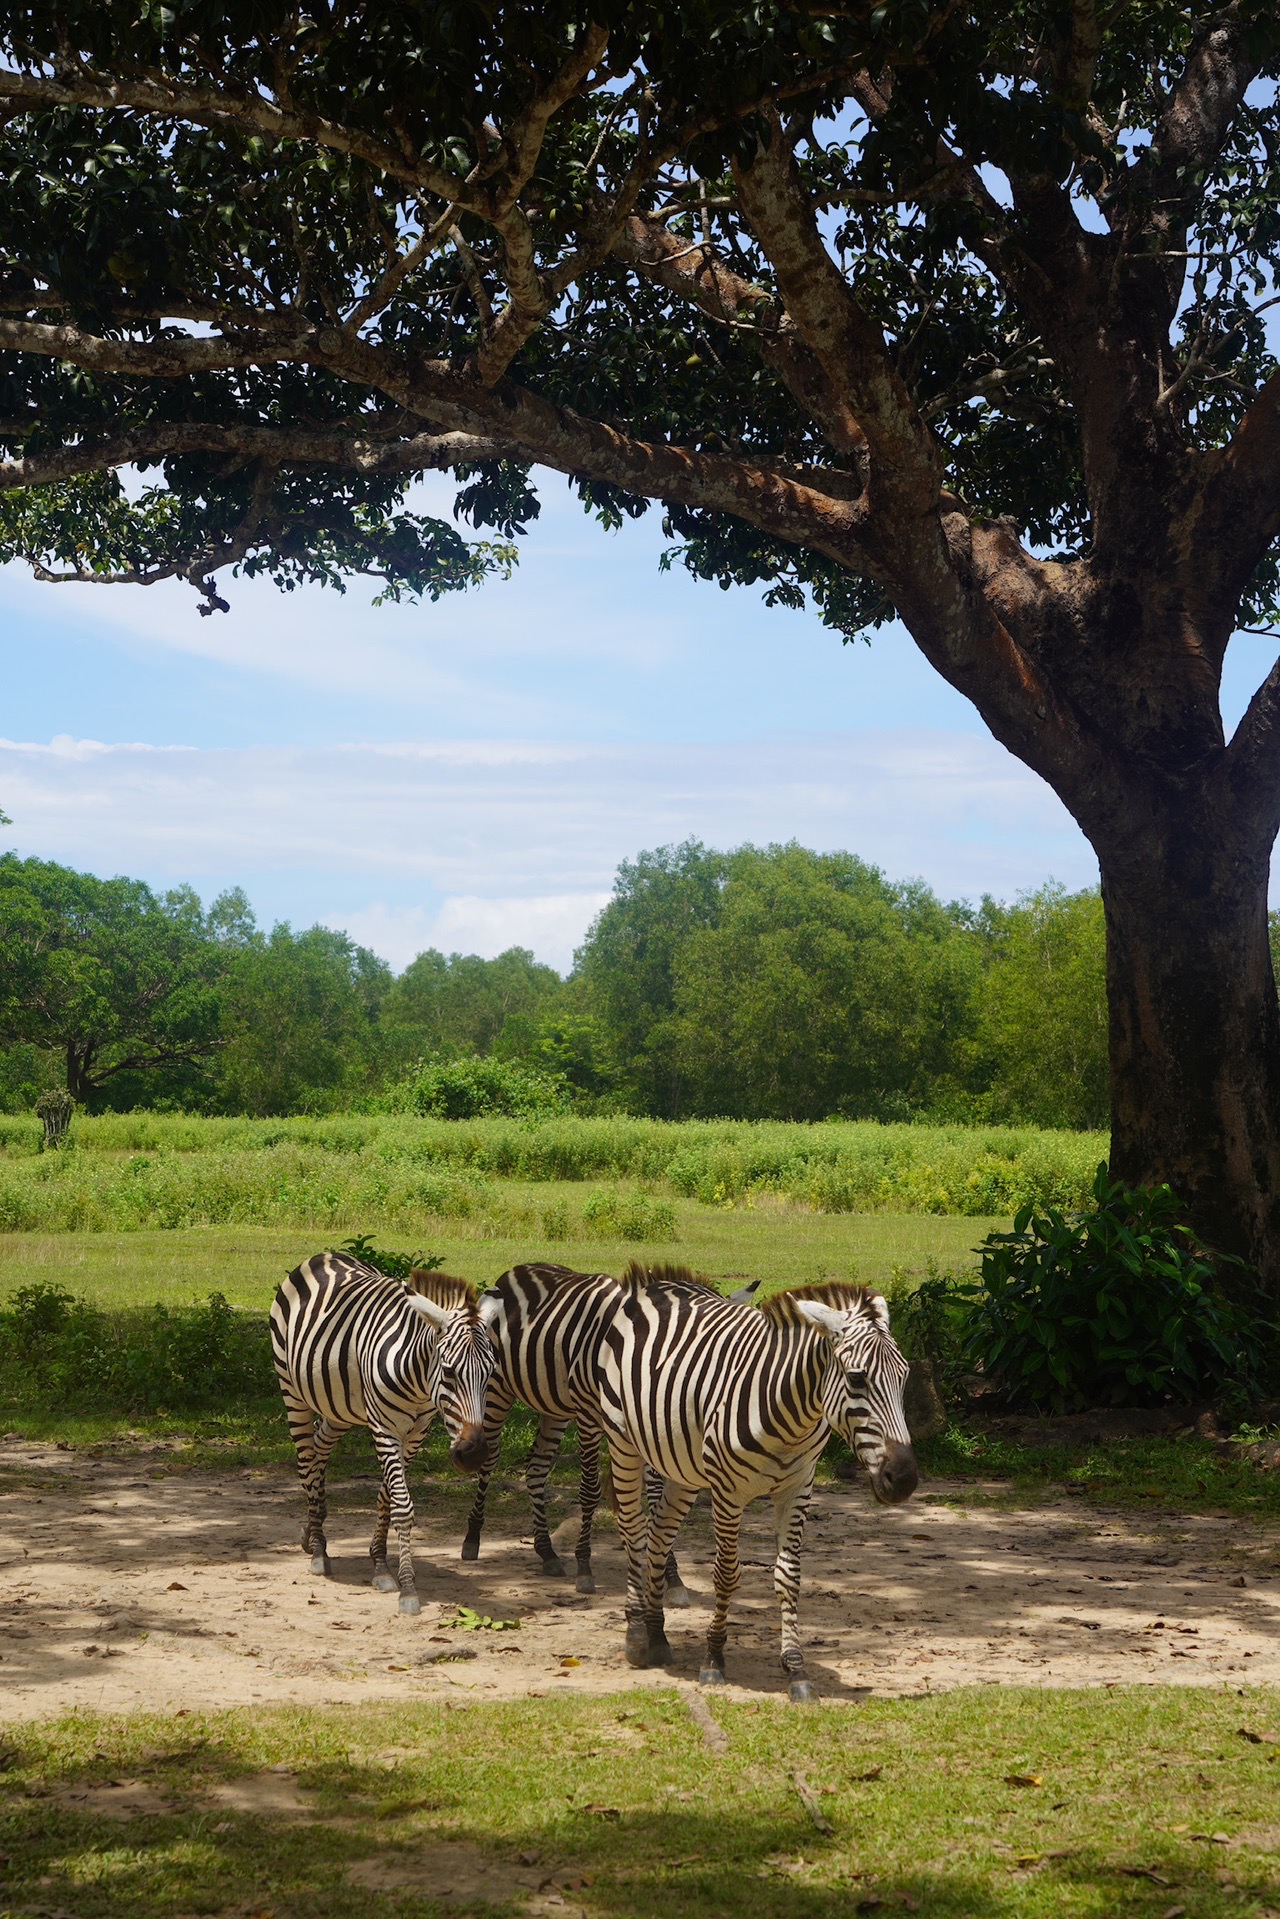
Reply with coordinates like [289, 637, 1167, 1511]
[976, 886, 1109, 1131]
[574, 842, 729, 1117]
[668, 844, 978, 1120]
[216, 924, 392, 1115]
[382, 945, 563, 1069]
[0, 855, 228, 1104]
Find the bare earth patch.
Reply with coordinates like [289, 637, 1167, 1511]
[2, 1433, 1279, 1723]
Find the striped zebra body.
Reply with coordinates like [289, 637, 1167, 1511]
[595, 1272, 917, 1700]
[453, 1262, 740, 1598]
[456, 1263, 613, 1592]
[271, 1251, 498, 1614]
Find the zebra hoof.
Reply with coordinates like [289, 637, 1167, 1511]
[398, 1592, 422, 1616]
[789, 1678, 820, 1704]
[371, 1569, 398, 1593]
[460, 1534, 481, 1562]
[698, 1665, 727, 1687]
[575, 1567, 596, 1595]
[537, 1554, 566, 1577]
[665, 1582, 694, 1610]
[310, 1554, 332, 1577]
[643, 1635, 674, 1668]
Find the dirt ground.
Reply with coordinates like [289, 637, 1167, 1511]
[2, 1432, 1279, 1722]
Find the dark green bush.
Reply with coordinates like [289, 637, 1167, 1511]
[372, 1053, 571, 1120]
[336, 1234, 443, 1279]
[0, 1281, 275, 1414]
[964, 1164, 1268, 1412]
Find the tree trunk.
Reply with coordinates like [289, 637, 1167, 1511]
[1100, 815, 1280, 1291]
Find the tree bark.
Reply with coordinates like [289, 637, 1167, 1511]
[1099, 805, 1280, 1289]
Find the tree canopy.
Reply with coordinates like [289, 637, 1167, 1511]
[3, 4, 1280, 1258]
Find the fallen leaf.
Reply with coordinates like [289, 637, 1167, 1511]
[451, 1605, 521, 1631]
[166, 1581, 187, 1592]
[583, 1803, 620, 1820]
[1119, 1866, 1171, 1885]
[1161, 1908, 1187, 1918]
[519, 1850, 542, 1866]
[386, 1663, 409, 1672]
[1238, 1728, 1280, 1745]
[559, 1656, 581, 1668]
[1229, 1575, 1247, 1587]
[1189, 1832, 1231, 1845]
[852, 1766, 883, 1782]
[1003, 1774, 1042, 1789]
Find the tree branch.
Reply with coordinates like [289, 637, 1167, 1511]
[733, 118, 940, 517]
[0, 422, 514, 490]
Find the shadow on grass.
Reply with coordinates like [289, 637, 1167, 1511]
[3, 1694, 1280, 1918]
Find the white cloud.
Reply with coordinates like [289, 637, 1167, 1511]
[0, 728, 1098, 968]
[334, 894, 612, 972]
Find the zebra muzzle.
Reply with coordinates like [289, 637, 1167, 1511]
[870, 1439, 919, 1505]
[450, 1424, 488, 1473]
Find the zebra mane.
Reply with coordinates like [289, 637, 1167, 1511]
[408, 1269, 481, 1319]
[621, 1260, 749, 1299]
[760, 1281, 884, 1326]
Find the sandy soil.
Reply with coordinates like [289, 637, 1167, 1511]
[2, 1432, 1280, 1723]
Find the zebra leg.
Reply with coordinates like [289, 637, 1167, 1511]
[573, 1416, 603, 1593]
[701, 1493, 743, 1687]
[284, 1395, 339, 1576]
[645, 1463, 693, 1609]
[608, 1441, 652, 1662]
[639, 1479, 696, 1668]
[372, 1413, 432, 1592]
[771, 1478, 817, 1703]
[525, 1415, 571, 1576]
[371, 1426, 422, 1616]
[461, 1378, 515, 1563]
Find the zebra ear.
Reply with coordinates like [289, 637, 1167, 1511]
[407, 1293, 450, 1330]
[794, 1298, 848, 1339]
[477, 1293, 503, 1333]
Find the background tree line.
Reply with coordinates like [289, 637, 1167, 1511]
[0, 839, 1130, 1128]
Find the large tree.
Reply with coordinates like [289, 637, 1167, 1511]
[2, 5, 1280, 1269]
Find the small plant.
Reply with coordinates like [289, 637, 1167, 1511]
[448, 1605, 521, 1631]
[581, 1189, 677, 1242]
[337, 1234, 444, 1280]
[965, 1163, 1267, 1412]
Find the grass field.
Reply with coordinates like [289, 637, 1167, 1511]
[4, 1689, 1280, 1918]
[0, 1113, 1105, 1229]
[0, 1207, 999, 1311]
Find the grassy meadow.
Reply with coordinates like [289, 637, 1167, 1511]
[5, 1688, 1280, 1919]
[0, 1112, 1105, 1232]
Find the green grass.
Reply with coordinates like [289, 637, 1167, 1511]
[3, 1689, 1280, 1917]
[0, 1112, 1105, 1226]
[0, 1209, 998, 1309]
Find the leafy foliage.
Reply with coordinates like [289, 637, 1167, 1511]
[335, 1233, 443, 1280]
[0, 1282, 273, 1412]
[373, 1052, 572, 1120]
[965, 1167, 1269, 1412]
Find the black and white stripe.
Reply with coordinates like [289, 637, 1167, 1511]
[454, 1262, 753, 1598]
[270, 1250, 499, 1614]
[595, 1272, 917, 1700]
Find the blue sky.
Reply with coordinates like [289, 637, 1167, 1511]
[1, 471, 1274, 972]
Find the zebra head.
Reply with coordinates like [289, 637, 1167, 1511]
[794, 1292, 918, 1505]
[407, 1287, 503, 1473]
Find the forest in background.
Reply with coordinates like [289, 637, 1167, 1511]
[0, 838, 1125, 1128]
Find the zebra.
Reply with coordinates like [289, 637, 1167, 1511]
[595, 1271, 918, 1701]
[449, 1261, 756, 1598]
[270, 1250, 500, 1615]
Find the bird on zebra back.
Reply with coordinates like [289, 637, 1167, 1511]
[446, 1261, 758, 1598]
[270, 1251, 501, 1615]
[595, 1271, 917, 1702]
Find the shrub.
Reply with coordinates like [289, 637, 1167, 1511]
[963, 1165, 1267, 1412]
[580, 1189, 677, 1242]
[336, 1234, 443, 1279]
[0, 1283, 275, 1413]
[373, 1054, 571, 1120]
